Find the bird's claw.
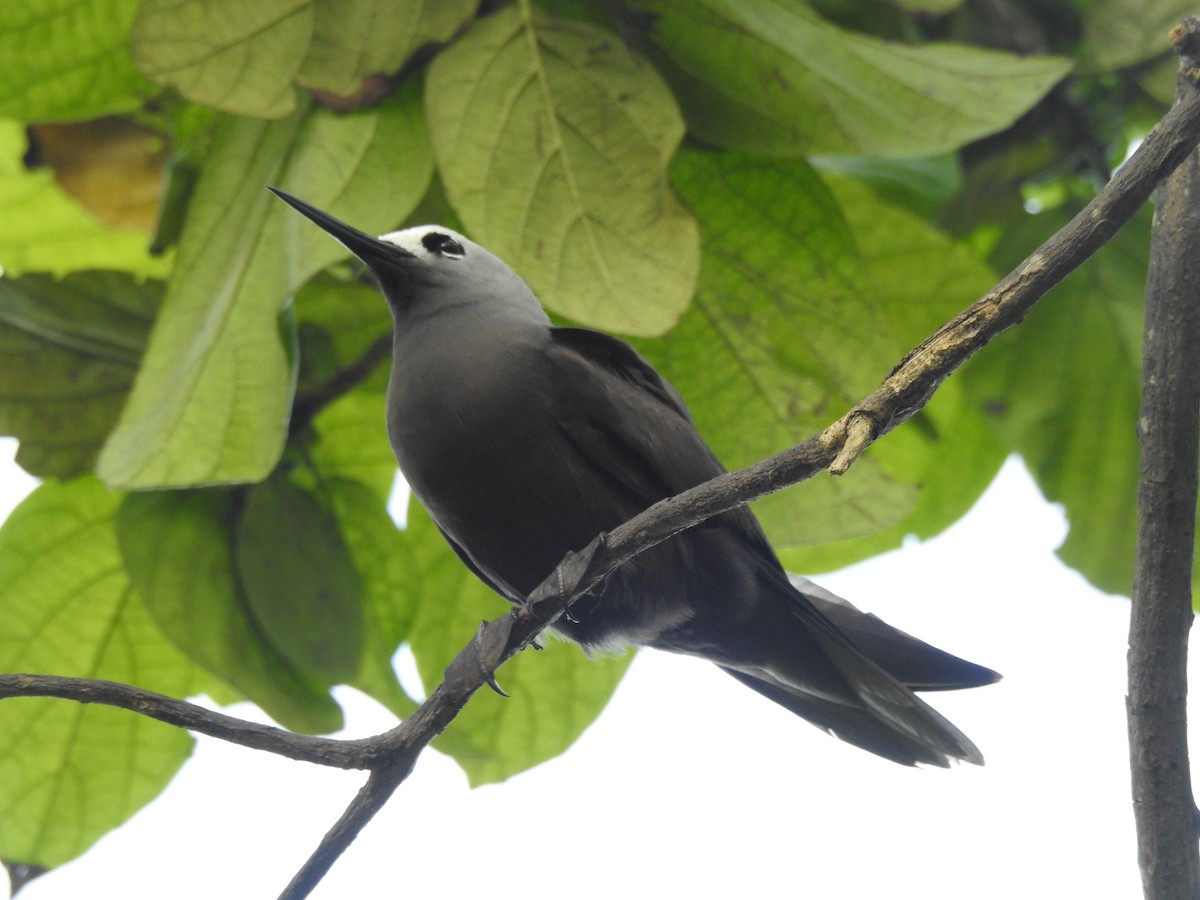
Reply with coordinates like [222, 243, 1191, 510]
[484, 673, 509, 697]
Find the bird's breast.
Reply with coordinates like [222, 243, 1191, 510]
[385, 329, 597, 583]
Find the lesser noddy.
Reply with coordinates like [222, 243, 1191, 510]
[271, 188, 998, 766]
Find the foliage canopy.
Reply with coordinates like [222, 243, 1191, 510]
[0, 0, 1180, 881]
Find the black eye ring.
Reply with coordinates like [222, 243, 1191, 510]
[421, 232, 465, 259]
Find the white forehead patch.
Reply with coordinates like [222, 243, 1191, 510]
[378, 225, 469, 260]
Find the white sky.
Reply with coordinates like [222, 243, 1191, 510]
[4, 448, 1171, 900]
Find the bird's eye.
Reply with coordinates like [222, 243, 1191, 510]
[422, 232, 465, 259]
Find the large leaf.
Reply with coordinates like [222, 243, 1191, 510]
[401, 505, 632, 786]
[778, 173, 1006, 569]
[292, 273, 396, 501]
[0, 271, 158, 479]
[963, 207, 1148, 596]
[132, 0, 479, 117]
[306, 390, 394, 502]
[0, 0, 155, 121]
[233, 470, 366, 685]
[1080, 0, 1194, 72]
[0, 479, 199, 869]
[654, 150, 916, 545]
[628, 0, 1071, 157]
[426, 5, 699, 337]
[0, 121, 167, 277]
[645, 151, 1000, 555]
[97, 86, 432, 488]
[323, 478, 419, 717]
[117, 487, 345, 733]
[298, 0, 479, 98]
[132, 0, 313, 118]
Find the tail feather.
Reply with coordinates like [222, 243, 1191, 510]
[714, 574, 990, 766]
[806, 623, 984, 765]
[791, 575, 1001, 691]
[721, 667, 966, 767]
[721, 624, 984, 767]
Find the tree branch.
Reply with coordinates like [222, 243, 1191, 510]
[0, 674, 373, 769]
[6, 38, 1200, 900]
[288, 333, 393, 441]
[1127, 18, 1200, 900]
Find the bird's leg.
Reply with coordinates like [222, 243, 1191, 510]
[560, 562, 582, 624]
[516, 534, 608, 626]
[561, 534, 608, 624]
[469, 620, 511, 697]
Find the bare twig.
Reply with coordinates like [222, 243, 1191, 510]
[1127, 18, 1200, 900]
[289, 333, 393, 440]
[6, 38, 1200, 900]
[0, 674, 372, 769]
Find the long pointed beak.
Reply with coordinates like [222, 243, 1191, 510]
[269, 187, 413, 268]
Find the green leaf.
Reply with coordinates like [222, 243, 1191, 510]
[0, 478, 198, 868]
[401, 505, 632, 785]
[780, 379, 1005, 572]
[117, 487, 344, 733]
[963, 207, 1147, 596]
[95, 109, 304, 488]
[812, 154, 962, 218]
[298, 0, 479, 98]
[426, 5, 699, 337]
[650, 150, 915, 546]
[306, 389, 395, 502]
[292, 274, 396, 500]
[323, 478, 417, 717]
[291, 272, 391, 406]
[0, 0, 156, 121]
[629, 0, 1071, 157]
[97, 86, 432, 488]
[0, 121, 167, 277]
[131, 0, 313, 118]
[234, 470, 365, 684]
[0, 271, 158, 478]
[822, 174, 998, 350]
[886, 0, 963, 10]
[777, 173, 1005, 568]
[1080, 0, 1193, 72]
[651, 152, 1003, 555]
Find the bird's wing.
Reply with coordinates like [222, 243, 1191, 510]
[546, 326, 763, 531]
[435, 523, 524, 602]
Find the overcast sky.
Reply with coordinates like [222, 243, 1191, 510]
[4, 446, 1174, 900]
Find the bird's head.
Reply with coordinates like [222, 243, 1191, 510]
[269, 188, 547, 327]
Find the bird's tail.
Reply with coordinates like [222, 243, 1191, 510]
[718, 576, 997, 767]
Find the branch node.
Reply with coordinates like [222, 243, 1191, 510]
[1171, 17, 1200, 72]
[829, 413, 875, 475]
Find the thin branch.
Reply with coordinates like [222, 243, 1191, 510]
[1127, 18, 1200, 900]
[288, 333, 392, 440]
[278, 761, 410, 899]
[6, 40, 1200, 900]
[0, 674, 372, 769]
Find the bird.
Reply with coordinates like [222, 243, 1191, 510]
[270, 187, 999, 767]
